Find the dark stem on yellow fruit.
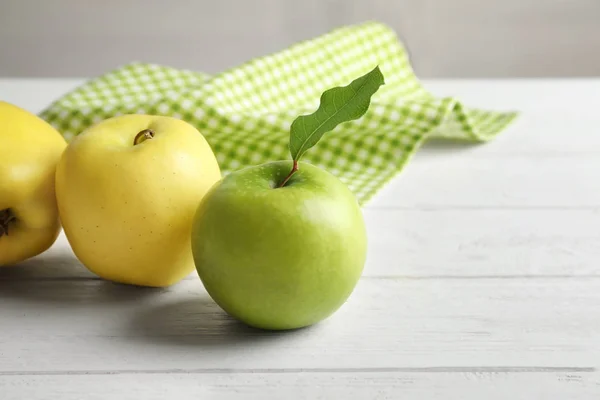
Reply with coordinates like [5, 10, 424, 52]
[278, 160, 299, 188]
[0, 209, 16, 238]
[133, 129, 155, 146]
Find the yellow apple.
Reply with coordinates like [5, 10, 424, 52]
[55, 114, 221, 287]
[0, 101, 67, 266]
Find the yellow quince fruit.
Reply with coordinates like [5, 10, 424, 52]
[0, 101, 67, 266]
[55, 114, 221, 287]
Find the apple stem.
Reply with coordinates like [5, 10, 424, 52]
[0, 209, 16, 238]
[133, 129, 155, 146]
[278, 160, 299, 188]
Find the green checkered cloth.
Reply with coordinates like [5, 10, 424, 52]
[39, 21, 517, 205]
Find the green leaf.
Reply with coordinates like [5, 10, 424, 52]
[289, 65, 385, 162]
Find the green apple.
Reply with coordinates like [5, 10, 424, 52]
[191, 160, 367, 330]
[191, 65, 384, 330]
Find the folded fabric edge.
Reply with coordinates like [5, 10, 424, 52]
[38, 61, 210, 116]
[356, 100, 519, 205]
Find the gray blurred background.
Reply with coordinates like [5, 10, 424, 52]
[1, 0, 599, 78]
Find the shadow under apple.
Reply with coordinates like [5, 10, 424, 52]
[0, 252, 92, 280]
[126, 296, 308, 348]
[0, 253, 165, 306]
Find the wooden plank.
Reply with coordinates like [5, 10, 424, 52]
[364, 209, 600, 277]
[369, 155, 600, 209]
[5, 207, 600, 280]
[0, 278, 597, 372]
[1, 371, 598, 400]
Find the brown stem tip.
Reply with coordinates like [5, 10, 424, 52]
[278, 160, 299, 188]
[133, 129, 155, 146]
[0, 209, 16, 237]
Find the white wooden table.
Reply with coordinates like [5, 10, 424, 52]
[1, 78, 599, 399]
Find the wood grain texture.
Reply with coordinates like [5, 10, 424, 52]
[0, 278, 598, 372]
[1, 79, 600, 398]
[2, 372, 599, 400]
[370, 155, 600, 208]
